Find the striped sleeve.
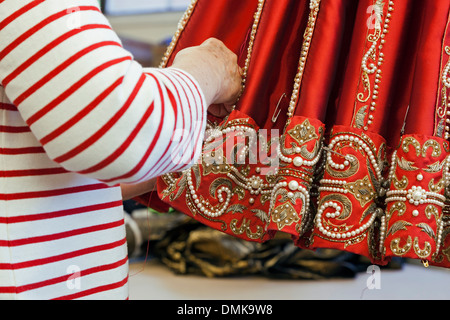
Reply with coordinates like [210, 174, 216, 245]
[0, 0, 207, 185]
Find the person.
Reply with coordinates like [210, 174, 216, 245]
[0, 0, 241, 299]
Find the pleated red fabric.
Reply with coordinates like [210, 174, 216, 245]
[138, 0, 450, 268]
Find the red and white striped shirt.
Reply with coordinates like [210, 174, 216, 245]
[0, 0, 206, 299]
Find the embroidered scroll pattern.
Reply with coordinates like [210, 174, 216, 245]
[159, 0, 324, 242]
[311, 127, 388, 260]
[353, 0, 395, 131]
[160, 114, 325, 241]
[435, 46, 450, 139]
[383, 136, 450, 262]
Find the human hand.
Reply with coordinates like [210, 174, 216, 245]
[171, 38, 242, 116]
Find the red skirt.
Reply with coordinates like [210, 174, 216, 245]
[137, 0, 450, 269]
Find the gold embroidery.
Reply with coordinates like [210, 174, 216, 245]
[354, 106, 368, 128]
[272, 202, 300, 229]
[435, 46, 450, 139]
[386, 220, 412, 237]
[417, 222, 436, 239]
[425, 204, 439, 220]
[423, 140, 442, 158]
[250, 209, 270, 224]
[413, 237, 432, 259]
[387, 202, 406, 220]
[384, 135, 450, 261]
[344, 176, 376, 207]
[230, 219, 264, 240]
[443, 246, 450, 262]
[402, 137, 421, 156]
[428, 178, 445, 194]
[392, 174, 408, 190]
[390, 236, 413, 256]
[325, 154, 359, 179]
[353, 0, 394, 131]
[287, 120, 319, 146]
[397, 157, 418, 171]
[226, 204, 247, 214]
[160, 0, 199, 68]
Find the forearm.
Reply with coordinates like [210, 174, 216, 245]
[0, 0, 207, 185]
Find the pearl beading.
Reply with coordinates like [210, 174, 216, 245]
[438, 47, 450, 139]
[186, 170, 232, 218]
[435, 219, 445, 255]
[269, 180, 311, 222]
[160, 0, 325, 235]
[379, 214, 387, 254]
[326, 133, 382, 180]
[240, 0, 265, 92]
[160, 0, 266, 109]
[383, 140, 450, 260]
[386, 187, 445, 208]
[276, 145, 321, 168]
[160, 0, 198, 68]
[318, 178, 349, 195]
[286, 0, 321, 119]
[356, 1, 395, 131]
[315, 201, 377, 240]
[387, 150, 397, 182]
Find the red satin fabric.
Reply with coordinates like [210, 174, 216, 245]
[166, 0, 450, 140]
[138, 0, 450, 268]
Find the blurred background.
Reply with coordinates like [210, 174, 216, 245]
[100, 0, 450, 300]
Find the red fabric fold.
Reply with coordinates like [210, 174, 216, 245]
[137, 0, 450, 269]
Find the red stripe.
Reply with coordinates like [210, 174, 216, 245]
[0, 146, 45, 155]
[147, 72, 190, 177]
[27, 56, 131, 126]
[0, 103, 17, 111]
[144, 70, 201, 178]
[52, 275, 128, 300]
[0, 200, 123, 224]
[0, 219, 124, 247]
[140, 71, 184, 179]
[0, 125, 30, 133]
[171, 69, 206, 166]
[0, 6, 100, 62]
[79, 101, 155, 175]
[5, 24, 112, 89]
[0, 183, 110, 200]
[15, 41, 122, 108]
[145, 89, 179, 178]
[0, 167, 68, 177]
[0, 238, 126, 270]
[41, 77, 124, 145]
[0, 256, 128, 295]
[0, 0, 45, 31]
[101, 74, 166, 183]
[53, 73, 146, 164]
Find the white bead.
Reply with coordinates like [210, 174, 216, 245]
[289, 180, 299, 191]
[293, 157, 304, 167]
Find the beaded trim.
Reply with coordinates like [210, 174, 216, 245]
[434, 10, 450, 139]
[286, 0, 321, 123]
[312, 128, 386, 257]
[382, 135, 450, 261]
[352, 0, 395, 131]
[159, 0, 199, 68]
[159, 0, 265, 109]
[159, 0, 324, 241]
